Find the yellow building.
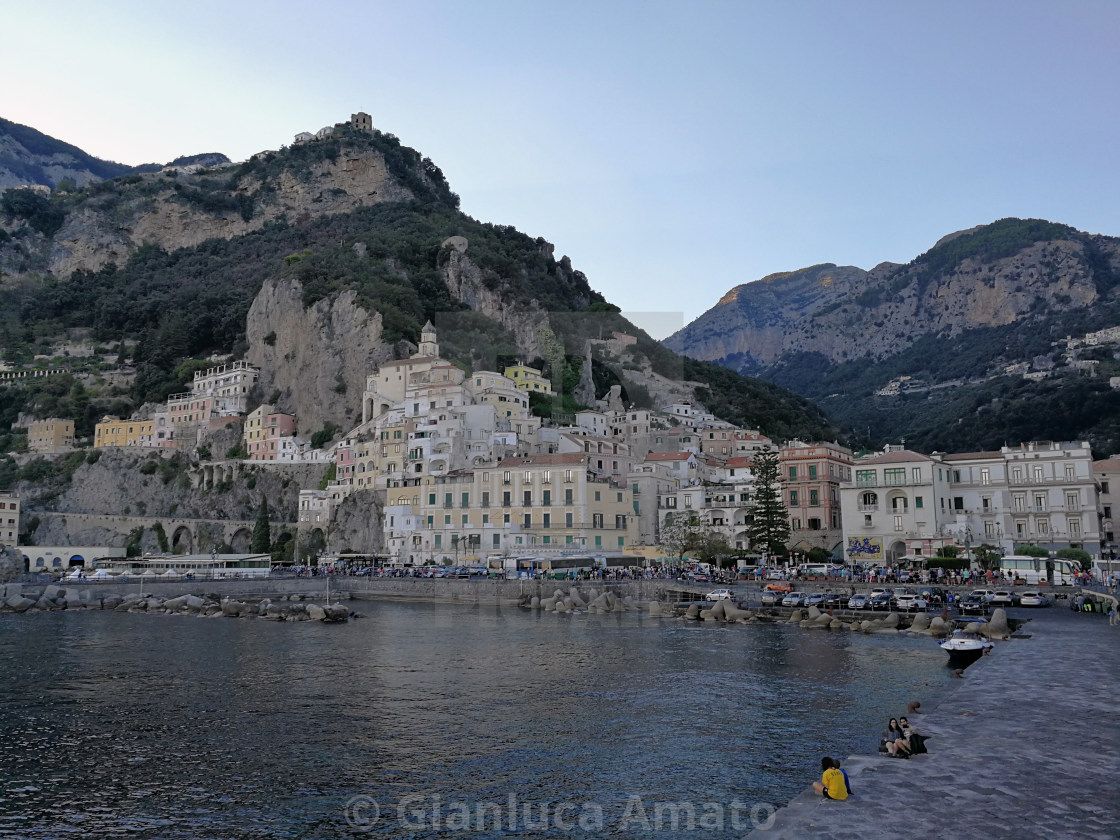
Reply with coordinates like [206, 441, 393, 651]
[502, 364, 555, 396]
[28, 418, 74, 453]
[385, 453, 638, 563]
[0, 490, 18, 546]
[94, 416, 154, 448]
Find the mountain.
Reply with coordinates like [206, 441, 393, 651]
[0, 117, 842, 471]
[665, 218, 1120, 453]
[0, 117, 229, 191]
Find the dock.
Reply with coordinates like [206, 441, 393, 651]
[747, 605, 1120, 839]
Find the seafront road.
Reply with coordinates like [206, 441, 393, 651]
[749, 605, 1120, 839]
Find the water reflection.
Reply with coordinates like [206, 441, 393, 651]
[0, 603, 952, 838]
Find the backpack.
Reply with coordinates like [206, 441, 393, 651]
[909, 733, 928, 754]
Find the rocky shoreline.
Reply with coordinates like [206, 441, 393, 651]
[521, 584, 1015, 639]
[1, 584, 355, 622]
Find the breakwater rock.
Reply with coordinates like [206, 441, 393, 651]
[0, 587, 355, 622]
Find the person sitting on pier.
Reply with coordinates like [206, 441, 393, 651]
[884, 718, 910, 757]
[812, 756, 848, 800]
[830, 758, 852, 795]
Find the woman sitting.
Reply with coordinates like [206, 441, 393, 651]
[884, 718, 910, 757]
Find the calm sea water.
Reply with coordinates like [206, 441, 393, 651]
[0, 602, 954, 838]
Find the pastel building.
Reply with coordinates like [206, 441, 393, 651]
[28, 419, 74, 454]
[0, 491, 19, 546]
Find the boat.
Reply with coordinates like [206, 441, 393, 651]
[939, 623, 994, 667]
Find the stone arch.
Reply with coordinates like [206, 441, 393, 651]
[172, 525, 193, 555]
[887, 540, 907, 563]
[230, 527, 252, 553]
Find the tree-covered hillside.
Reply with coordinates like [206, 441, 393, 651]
[0, 121, 847, 458]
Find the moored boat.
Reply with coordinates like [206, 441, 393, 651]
[939, 626, 994, 667]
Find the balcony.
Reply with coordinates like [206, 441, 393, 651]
[857, 503, 878, 512]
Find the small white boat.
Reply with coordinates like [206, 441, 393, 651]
[940, 628, 994, 666]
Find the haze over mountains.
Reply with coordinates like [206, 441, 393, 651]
[666, 219, 1120, 454]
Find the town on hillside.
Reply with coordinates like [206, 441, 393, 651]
[6, 318, 1120, 583]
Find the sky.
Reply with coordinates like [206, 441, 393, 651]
[5, 0, 1120, 339]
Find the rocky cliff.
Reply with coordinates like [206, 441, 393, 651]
[665, 218, 1120, 452]
[666, 222, 1117, 368]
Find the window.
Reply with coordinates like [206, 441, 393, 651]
[523, 490, 532, 506]
[461, 492, 469, 508]
[593, 513, 604, 528]
[1065, 492, 1079, 511]
[792, 518, 801, 530]
[1033, 466, 1044, 482]
[595, 491, 601, 501]
[864, 514, 872, 526]
[502, 491, 511, 507]
[1105, 505, 1113, 519]
[565, 512, 573, 528]
[565, 488, 573, 505]
[482, 513, 489, 524]
[856, 470, 877, 487]
[616, 515, 627, 530]
[1037, 519, 1050, 535]
[893, 497, 909, 512]
[444, 493, 453, 509]
[565, 470, 573, 483]
[1015, 520, 1027, 537]
[980, 467, 990, 485]
[1065, 464, 1075, 480]
[915, 496, 923, 509]
[952, 496, 963, 511]
[808, 465, 817, 479]
[790, 490, 799, 506]
[789, 466, 797, 480]
[543, 470, 551, 484]
[884, 468, 905, 486]
[1033, 494, 1046, 511]
[1012, 467, 1023, 482]
[1013, 494, 1026, 512]
[482, 491, 490, 507]
[809, 489, 819, 506]
[523, 514, 532, 528]
[428, 493, 436, 505]
[1103, 481, 1111, 494]
[542, 490, 551, 506]
[543, 513, 551, 529]
[893, 515, 903, 532]
[444, 515, 451, 525]
[984, 520, 994, 537]
[912, 466, 922, 483]
[1069, 518, 1081, 538]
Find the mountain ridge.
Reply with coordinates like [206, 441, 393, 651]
[666, 218, 1120, 453]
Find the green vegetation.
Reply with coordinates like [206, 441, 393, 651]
[1, 188, 67, 236]
[743, 447, 790, 556]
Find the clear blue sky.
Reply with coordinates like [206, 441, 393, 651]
[5, 0, 1119, 338]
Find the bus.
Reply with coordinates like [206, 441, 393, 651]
[998, 555, 1078, 585]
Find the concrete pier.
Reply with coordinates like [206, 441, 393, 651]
[748, 606, 1120, 839]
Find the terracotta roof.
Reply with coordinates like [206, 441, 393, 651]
[724, 457, 754, 469]
[645, 452, 693, 461]
[942, 451, 1003, 461]
[1094, 457, 1120, 472]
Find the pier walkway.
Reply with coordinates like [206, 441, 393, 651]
[749, 606, 1120, 839]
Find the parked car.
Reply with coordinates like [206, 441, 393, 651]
[766, 569, 788, 581]
[959, 594, 990, 615]
[783, 592, 807, 607]
[893, 593, 929, 612]
[764, 581, 793, 593]
[706, 589, 734, 601]
[990, 590, 1017, 607]
[804, 593, 825, 607]
[847, 594, 870, 610]
[969, 588, 997, 602]
[760, 589, 783, 606]
[821, 591, 846, 608]
[867, 592, 894, 611]
[1018, 591, 1051, 607]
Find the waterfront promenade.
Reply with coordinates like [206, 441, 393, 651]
[749, 606, 1120, 839]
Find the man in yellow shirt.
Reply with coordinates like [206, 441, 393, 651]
[812, 756, 849, 800]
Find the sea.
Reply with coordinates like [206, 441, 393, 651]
[0, 601, 956, 838]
